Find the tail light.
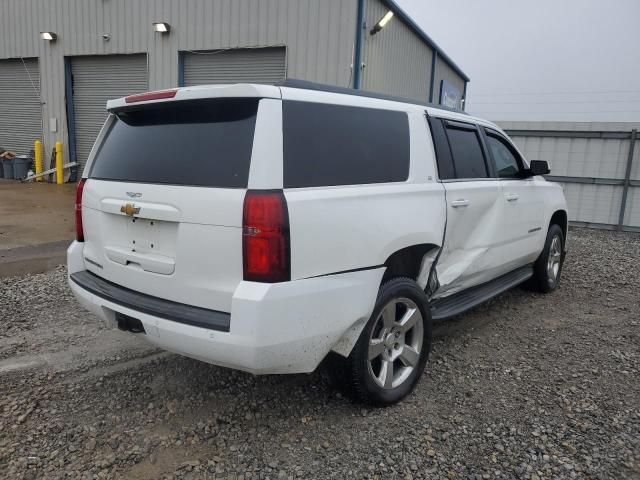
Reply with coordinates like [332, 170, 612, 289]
[242, 190, 290, 283]
[75, 179, 86, 242]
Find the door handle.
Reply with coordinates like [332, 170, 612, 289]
[505, 194, 519, 202]
[451, 199, 470, 208]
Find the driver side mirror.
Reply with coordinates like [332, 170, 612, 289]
[528, 160, 550, 177]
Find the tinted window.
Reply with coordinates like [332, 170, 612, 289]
[282, 101, 409, 188]
[486, 133, 521, 178]
[445, 125, 488, 179]
[90, 98, 258, 188]
[428, 117, 455, 180]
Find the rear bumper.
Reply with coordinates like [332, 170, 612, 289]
[67, 241, 383, 374]
[70, 270, 231, 332]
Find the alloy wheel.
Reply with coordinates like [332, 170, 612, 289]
[547, 235, 562, 281]
[367, 298, 424, 389]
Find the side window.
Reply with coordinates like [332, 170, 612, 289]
[485, 132, 522, 178]
[427, 117, 455, 180]
[444, 123, 488, 179]
[282, 101, 410, 188]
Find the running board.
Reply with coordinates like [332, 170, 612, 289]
[430, 266, 533, 321]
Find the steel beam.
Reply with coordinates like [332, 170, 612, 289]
[618, 129, 637, 229]
[544, 175, 624, 186]
[352, 0, 365, 90]
[505, 130, 632, 140]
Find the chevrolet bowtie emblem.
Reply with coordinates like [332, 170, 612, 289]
[120, 203, 140, 217]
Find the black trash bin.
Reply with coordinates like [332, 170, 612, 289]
[2, 158, 14, 179]
[13, 156, 33, 180]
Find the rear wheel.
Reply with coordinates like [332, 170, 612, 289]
[329, 277, 432, 406]
[530, 224, 565, 293]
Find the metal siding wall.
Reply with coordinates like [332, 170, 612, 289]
[623, 187, 640, 227]
[0, 59, 41, 155]
[183, 47, 286, 86]
[631, 135, 640, 181]
[434, 56, 465, 104]
[561, 184, 623, 225]
[71, 55, 148, 172]
[626, 132, 640, 227]
[362, 0, 432, 101]
[512, 136, 629, 179]
[502, 121, 640, 229]
[0, 0, 357, 165]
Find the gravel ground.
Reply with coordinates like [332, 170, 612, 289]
[0, 228, 639, 480]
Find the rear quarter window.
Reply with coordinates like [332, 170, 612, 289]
[90, 98, 259, 188]
[282, 101, 410, 188]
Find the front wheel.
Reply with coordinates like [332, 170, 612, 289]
[330, 277, 432, 406]
[530, 224, 565, 293]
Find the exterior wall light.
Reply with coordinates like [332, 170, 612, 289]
[370, 11, 394, 35]
[40, 32, 58, 41]
[153, 22, 171, 33]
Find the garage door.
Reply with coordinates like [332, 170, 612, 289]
[70, 54, 147, 173]
[182, 47, 286, 87]
[0, 58, 41, 155]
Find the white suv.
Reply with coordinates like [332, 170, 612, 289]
[68, 80, 568, 406]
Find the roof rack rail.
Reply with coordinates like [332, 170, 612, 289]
[275, 79, 468, 115]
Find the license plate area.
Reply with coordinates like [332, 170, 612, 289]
[125, 217, 177, 256]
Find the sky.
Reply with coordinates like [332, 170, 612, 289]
[397, 0, 640, 123]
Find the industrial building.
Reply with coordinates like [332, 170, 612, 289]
[0, 0, 468, 173]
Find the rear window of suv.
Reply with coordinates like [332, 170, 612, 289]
[90, 98, 259, 188]
[282, 101, 410, 188]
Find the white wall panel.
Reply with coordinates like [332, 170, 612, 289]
[631, 135, 640, 181]
[561, 183, 623, 225]
[511, 136, 630, 179]
[623, 187, 640, 227]
[502, 122, 640, 229]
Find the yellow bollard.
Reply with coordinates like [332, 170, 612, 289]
[55, 141, 63, 185]
[34, 140, 43, 182]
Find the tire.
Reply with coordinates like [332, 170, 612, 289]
[530, 224, 565, 293]
[328, 277, 432, 406]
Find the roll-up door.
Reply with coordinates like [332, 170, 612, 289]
[182, 47, 286, 87]
[0, 58, 41, 155]
[70, 54, 147, 173]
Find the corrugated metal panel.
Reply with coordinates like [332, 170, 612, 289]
[631, 135, 640, 181]
[434, 56, 465, 106]
[623, 187, 640, 227]
[560, 183, 623, 225]
[499, 121, 640, 132]
[499, 122, 640, 229]
[183, 47, 286, 86]
[0, 0, 358, 166]
[510, 136, 630, 179]
[362, 0, 433, 102]
[0, 58, 41, 155]
[502, 121, 640, 182]
[71, 54, 148, 172]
